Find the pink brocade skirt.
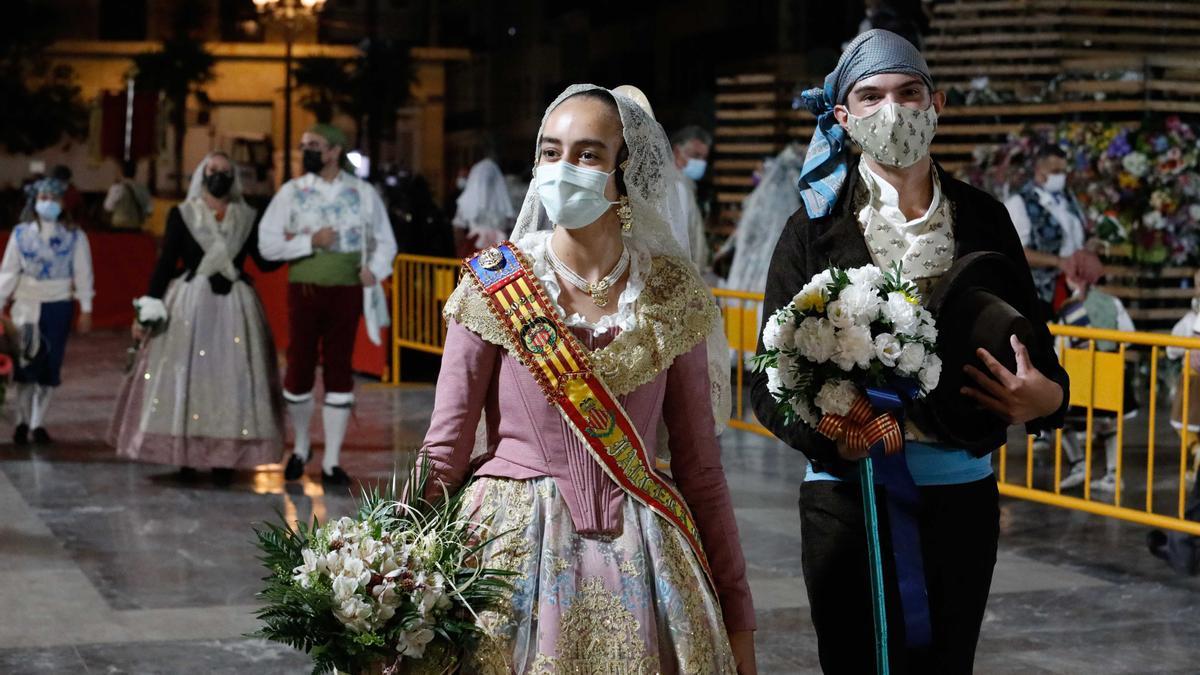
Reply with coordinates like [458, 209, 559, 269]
[457, 476, 736, 675]
[109, 276, 285, 469]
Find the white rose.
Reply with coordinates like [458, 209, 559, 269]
[915, 307, 938, 342]
[846, 265, 884, 289]
[897, 342, 926, 375]
[814, 379, 859, 417]
[832, 324, 875, 371]
[874, 333, 903, 368]
[826, 300, 854, 329]
[919, 354, 943, 392]
[837, 284, 884, 325]
[882, 292, 920, 336]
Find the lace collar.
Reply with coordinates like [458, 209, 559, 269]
[517, 230, 648, 336]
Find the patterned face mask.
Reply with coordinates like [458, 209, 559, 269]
[846, 102, 938, 169]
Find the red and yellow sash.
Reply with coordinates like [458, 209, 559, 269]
[464, 242, 715, 588]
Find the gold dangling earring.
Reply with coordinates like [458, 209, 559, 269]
[618, 195, 633, 233]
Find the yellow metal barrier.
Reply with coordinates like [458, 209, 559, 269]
[390, 254, 463, 384]
[392, 257, 1200, 535]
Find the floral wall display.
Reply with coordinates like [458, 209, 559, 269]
[967, 116, 1200, 266]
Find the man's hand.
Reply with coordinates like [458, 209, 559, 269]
[77, 312, 92, 334]
[962, 335, 1064, 425]
[311, 226, 337, 250]
[728, 630, 758, 675]
[1064, 249, 1103, 286]
[359, 268, 377, 287]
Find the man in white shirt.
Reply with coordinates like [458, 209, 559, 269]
[103, 160, 153, 230]
[1003, 146, 1103, 313]
[258, 124, 397, 486]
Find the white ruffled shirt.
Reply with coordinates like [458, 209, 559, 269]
[518, 230, 647, 335]
[858, 161, 954, 280]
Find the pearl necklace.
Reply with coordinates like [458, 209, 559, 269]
[546, 243, 630, 308]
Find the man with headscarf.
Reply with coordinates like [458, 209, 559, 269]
[749, 30, 1069, 672]
[259, 123, 397, 487]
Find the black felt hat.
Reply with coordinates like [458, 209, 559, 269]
[921, 252, 1038, 449]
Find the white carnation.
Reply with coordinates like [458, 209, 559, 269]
[790, 398, 820, 427]
[837, 283, 884, 325]
[846, 265, 884, 289]
[814, 379, 859, 417]
[919, 354, 943, 392]
[762, 309, 796, 351]
[874, 333, 904, 368]
[766, 367, 783, 397]
[795, 317, 837, 363]
[777, 353, 799, 390]
[897, 342, 926, 375]
[832, 324, 875, 371]
[826, 300, 854, 329]
[802, 270, 835, 297]
[882, 292, 920, 335]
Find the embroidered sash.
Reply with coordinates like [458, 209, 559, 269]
[463, 241, 716, 589]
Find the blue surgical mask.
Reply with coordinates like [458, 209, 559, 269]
[682, 157, 707, 181]
[35, 200, 62, 222]
[536, 161, 617, 229]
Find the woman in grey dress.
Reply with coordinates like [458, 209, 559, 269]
[110, 152, 285, 483]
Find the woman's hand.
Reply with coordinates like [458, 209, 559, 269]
[131, 321, 146, 341]
[728, 630, 757, 675]
[962, 335, 1064, 425]
[77, 312, 92, 334]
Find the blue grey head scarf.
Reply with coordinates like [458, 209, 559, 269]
[797, 29, 934, 219]
[33, 177, 67, 198]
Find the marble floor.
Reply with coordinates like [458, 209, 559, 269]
[1, 332, 1197, 674]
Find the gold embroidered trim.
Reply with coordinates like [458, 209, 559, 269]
[532, 576, 659, 675]
[445, 255, 718, 397]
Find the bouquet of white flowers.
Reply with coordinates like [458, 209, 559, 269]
[753, 263, 942, 453]
[132, 296, 168, 331]
[254, 465, 512, 675]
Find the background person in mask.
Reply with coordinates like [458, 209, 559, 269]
[1004, 145, 1104, 314]
[671, 125, 713, 270]
[751, 29, 1068, 673]
[110, 151, 285, 486]
[0, 177, 93, 446]
[258, 124, 397, 488]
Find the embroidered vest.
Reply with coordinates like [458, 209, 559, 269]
[1019, 182, 1084, 304]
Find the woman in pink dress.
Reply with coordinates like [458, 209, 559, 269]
[420, 85, 757, 673]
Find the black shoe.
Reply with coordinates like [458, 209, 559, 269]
[1148, 530, 1169, 562]
[284, 454, 308, 482]
[321, 466, 352, 487]
[211, 468, 235, 486]
[12, 424, 28, 446]
[177, 466, 199, 483]
[31, 427, 50, 445]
